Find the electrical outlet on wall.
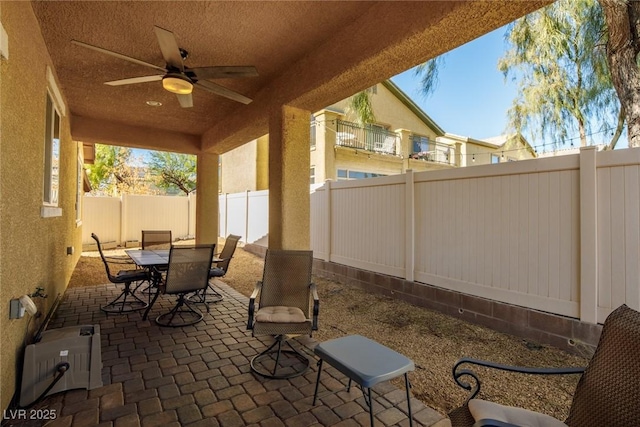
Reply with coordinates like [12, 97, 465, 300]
[9, 299, 22, 319]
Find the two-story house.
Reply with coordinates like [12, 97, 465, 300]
[220, 80, 536, 192]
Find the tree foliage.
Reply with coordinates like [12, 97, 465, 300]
[349, 89, 376, 125]
[348, 58, 443, 125]
[86, 144, 153, 195]
[148, 151, 197, 195]
[499, 0, 623, 149]
[599, 0, 640, 148]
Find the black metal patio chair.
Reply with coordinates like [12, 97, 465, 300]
[247, 249, 319, 379]
[92, 233, 150, 314]
[448, 304, 640, 427]
[146, 244, 214, 327]
[188, 234, 241, 304]
[141, 230, 172, 250]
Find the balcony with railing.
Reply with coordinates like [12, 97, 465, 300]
[335, 119, 399, 156]
[409, 136, 455, 165]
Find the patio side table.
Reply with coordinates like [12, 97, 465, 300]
[312, 334, 415, 426]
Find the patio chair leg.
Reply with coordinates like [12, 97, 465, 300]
[155, 295, 204, 327]
[186, 281, 224, 305]
[272, 339, 284, 376]
[250, 335, 310, 379]
[101, 282, 148, 314]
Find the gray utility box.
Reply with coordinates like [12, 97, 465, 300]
[20, 325, 102, 407]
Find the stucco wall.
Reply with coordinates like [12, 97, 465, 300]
[220, 139, 259, 193]
[332, 84, 438, 139]
[0, 2, 82, 410]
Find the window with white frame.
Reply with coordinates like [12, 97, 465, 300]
[491, 154, 500, 164]
[310, 114, 316, 149]
[43, 92, 61, 206]
[336, 169, 386, 181]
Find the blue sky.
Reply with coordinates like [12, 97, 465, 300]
[391, 26, 627, 151]
[392, 27, 515, 142]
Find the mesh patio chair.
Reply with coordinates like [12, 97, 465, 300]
[92, 233, 150, 314]
[247, 249, 319, 379]
[188, 234, 241, 304]
[448, 304, 640, 427]
[146, 244, 214, 327]
[141, 230, 172, 250]
[138, 230, 173, 296]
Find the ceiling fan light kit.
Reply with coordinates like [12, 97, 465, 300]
[162, 74, 193, 95]
[72, 25, 257, 107]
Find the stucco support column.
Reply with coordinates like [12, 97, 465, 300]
[454, 142, 463, 167]
[314, 110, 339, 182]
[396, 129, 412, 173]
[269, 105, 311, 250]
[196, 152, 219, 245]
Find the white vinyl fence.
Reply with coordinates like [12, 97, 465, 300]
[310, 147, 640, 324]
[83, 147, 640, 323]
[83, 194, 197, 246]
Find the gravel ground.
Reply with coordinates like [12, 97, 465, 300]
[71, 239, 588, 421]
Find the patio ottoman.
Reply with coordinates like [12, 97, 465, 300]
[312, 334, 415, 426]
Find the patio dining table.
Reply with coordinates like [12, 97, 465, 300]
[125, 248, 222, 320]
[125, 249, 170, 268]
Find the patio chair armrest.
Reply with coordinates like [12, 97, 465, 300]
[453, 357, 585, 402]
[247, 281, 263, 330]
[309, 282, 319, 330]
[105, 256, 135, 265]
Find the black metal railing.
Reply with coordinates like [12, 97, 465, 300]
[335, 120, 399, 155]
[409, 138, 455, 165]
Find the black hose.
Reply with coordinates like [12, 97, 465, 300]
[18, 362, 70, 409]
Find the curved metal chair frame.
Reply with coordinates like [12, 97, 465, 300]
[448, 304, 640, 427]
[149, 244, 214, 327]
[247, 249, 318, 379]
[91, 233, 149, 314]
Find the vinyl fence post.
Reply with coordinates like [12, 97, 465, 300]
[324, 180, 332, 262]
[120, 193, 126, 247]
[405, 170, 414, 282]
[245, 190, 250, 244]
[580, 146, 598, 324]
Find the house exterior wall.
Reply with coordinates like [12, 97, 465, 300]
[223, 84, 536, 199]
[447, 134, 537, 167]
[0, 2, 82, 410]
[221, 139, 260, 193]
[333, 84, 439, 144]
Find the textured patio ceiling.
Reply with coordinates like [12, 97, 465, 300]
[31, 1, 551, 155]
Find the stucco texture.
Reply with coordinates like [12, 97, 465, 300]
[0, 2, 81, 409]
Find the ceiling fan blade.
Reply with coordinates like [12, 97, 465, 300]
[195, 80, 252, 105]
[154, 26, 184, 71]
[191, 66, 259, 80]
[71, 40, 166, 73]
[105, 75, 164, 86]
[176, 93, 193, 108]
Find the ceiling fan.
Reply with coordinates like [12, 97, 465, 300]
[71, 25, 257, 108]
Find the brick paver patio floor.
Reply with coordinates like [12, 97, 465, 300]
[20, 280, 445, 427]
